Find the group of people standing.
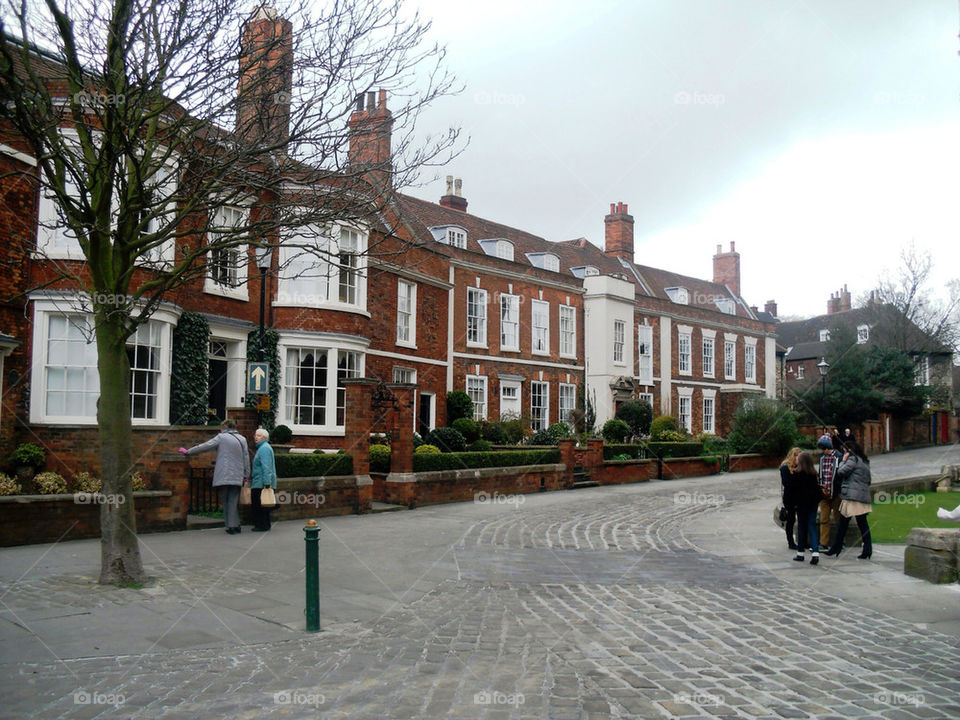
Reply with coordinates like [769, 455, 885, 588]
[780, 428, 873, 565]
[178, 419, 278, 534]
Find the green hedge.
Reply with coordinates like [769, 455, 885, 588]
[275, 454, 353, 478]
[602, 444, 649, 460]
[413, 449, 561, 473]
[647, 441, 704, 458]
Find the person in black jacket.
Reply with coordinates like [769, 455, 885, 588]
[785, 451, 823, 565]
[824, 441, 873, 559]
[779, 447, 801, 549]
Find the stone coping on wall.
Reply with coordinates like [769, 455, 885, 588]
[0, 490, 172, 503]
[388, 464, 565, 485]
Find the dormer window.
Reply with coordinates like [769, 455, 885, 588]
[526, 252, 561, 272]
[447, 228, 466, 248]
[857, 324, 869, 344]
[819, 329, 830, 342]
[665, 287, 689, 305]
[571, 265, 600, 278]
[428, 225, 467, 249]
[496, 240, 514, 261]
[714, 298, 736, 315]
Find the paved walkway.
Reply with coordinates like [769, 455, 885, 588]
[1, 445, 960, 719]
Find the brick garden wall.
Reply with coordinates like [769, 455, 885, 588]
[375, 464, 567, 508]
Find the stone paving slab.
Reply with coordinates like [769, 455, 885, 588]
[1, 445, 959, 718]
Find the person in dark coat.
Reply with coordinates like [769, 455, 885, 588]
[785, 451, 823, 565]
[779, 447, 801, 549]
[824, 441, 873, 559]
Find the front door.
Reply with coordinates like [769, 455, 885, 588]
[208, 341, 229, 422]
[418, 392, 434, 435]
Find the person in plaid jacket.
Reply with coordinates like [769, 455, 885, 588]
[817, 434, 842, 548]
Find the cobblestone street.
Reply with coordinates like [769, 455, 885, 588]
[2, 445, 960, 719]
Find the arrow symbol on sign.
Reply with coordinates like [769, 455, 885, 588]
[251, 366, 266, 392]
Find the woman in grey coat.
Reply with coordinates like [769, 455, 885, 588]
[823, 440, 873, 559]
[179, 419, 250, 534]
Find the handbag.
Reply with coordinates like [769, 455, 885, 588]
[774, 502, 787, 529]
[239, 485, 252, 505]
[260, 487, 277, 508]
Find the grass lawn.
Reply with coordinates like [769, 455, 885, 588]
[869, 491, 960, 544]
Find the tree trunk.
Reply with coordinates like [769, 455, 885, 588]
[95, 314, 146, 585]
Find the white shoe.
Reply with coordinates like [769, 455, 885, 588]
[936, 505, 960, 522]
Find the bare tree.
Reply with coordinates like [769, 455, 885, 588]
[862, 243, 960, 355]
[0, 0, 459, 584]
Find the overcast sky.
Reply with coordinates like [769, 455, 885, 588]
[406, 0, 959, 319]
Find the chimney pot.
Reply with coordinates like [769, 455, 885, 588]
[610, 203, 616, 214]
[454, 178, 462, 197]
[378, 88, 387, 108]
[730, 241, 736, 252]
[716, 244, 721, 255]
[446, 175, 453, 195]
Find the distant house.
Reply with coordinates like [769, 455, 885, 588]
[777, 286, 954, 447]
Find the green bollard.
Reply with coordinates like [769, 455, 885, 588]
[304, 519, 320, 632]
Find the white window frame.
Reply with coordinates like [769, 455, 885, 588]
[702, 336, 715, 378]
[819, 328, 830, 342]
[613, 320, 625, 365]
[702, 396, 715, 434]
[30, 299, 175, 425]
[531, 380, 549, 431]
[745, 343, 756, 383]
[857, 324, 869, 344]
[275, 224, 367, 312]
[724, 340, 736, 380]
[559, 305, 577, 358]
[531, 299, 550, 355]
[392, 366, 416, 384]
[466, 287, 488, 347]
[496, 240, 514, 261]
[204, 204, 249, 300]
[638, 324, 653, 384]
[678, 395, 692, 433]
[500, 294, 520, 351]
[915, 355, 930, 386]
[543, 254, 560, 272]
[447, 227, 466, 248]
[638, 392, 654, 410]
[396, 279, 417, 348]
[678, 330, 692, 376]
[466, 374, 488, 421]
[559, 383, 576, 428]
[278, 337, 366, 435]
[797, 363, 805, 380]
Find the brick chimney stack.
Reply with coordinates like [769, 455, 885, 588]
[237, 6, 293, 148]
[712, 241, 740, 297]
[439, 175, 468, 212]
[348, 89, 394, 187]
[764, 300, 778, 318]
[827, 286, 852, 314]
[838, 284, 852, 312]
[604, 202, 634, 262]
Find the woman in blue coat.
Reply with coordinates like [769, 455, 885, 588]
[250, 428, 277, 532]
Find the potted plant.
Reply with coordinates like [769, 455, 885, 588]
[270, 424, 293, 453]
[8, 442, 45, 483]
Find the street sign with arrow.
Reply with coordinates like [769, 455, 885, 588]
[247, 362, 270, 395]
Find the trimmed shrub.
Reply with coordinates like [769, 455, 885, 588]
[0, 473, 22, 495]
[451, 417, 480, 443]
[547, 422, 571, 442]
[369, 444, 391, 474]
[727, 398, 799, 458]
[73, 472, 101, 493]
[9, 442, 45, 468]
[647, 441, 704, 458]
[414, 444, 441, 455]
[468, 439, 492, 452]
[649, 415, 679, 441]
[446, 391, 474, 424]
[601, 419, 631, 442]
[413, 449, 561, 473]
[271, 424, 293, 444]
[425, 427, 467, 453]
[34, 471, 68, 494]
[480, 421, 506, 444]
[528, 429, 556, 446]
[695, 433, 728, 454]
[657, 429, 687, 442]
[276, 453, 353, 478]
[502, 418, 525, 444]
[615, 399, 653, 437]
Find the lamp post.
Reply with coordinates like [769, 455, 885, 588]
[255, 243, 271, 426]
[817, 358, 830, 409]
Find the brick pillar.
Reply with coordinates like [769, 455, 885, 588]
[558, 439, 576, 486]
[344, 379, 377, 476]
[157, 453, 191, 530]
[388, 384, 415, 474]
[585, 438, 604, 471]
[226, 406, 258, 440]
